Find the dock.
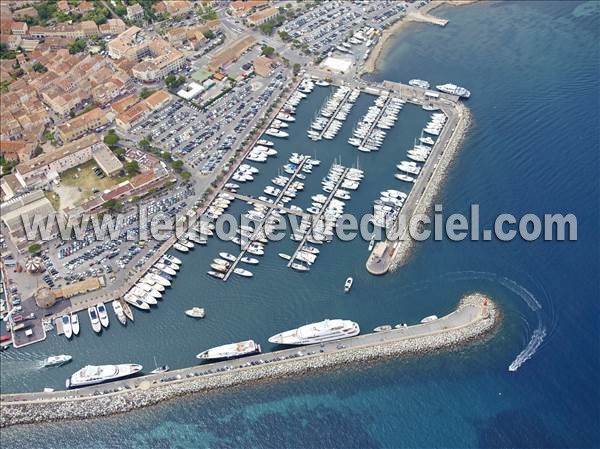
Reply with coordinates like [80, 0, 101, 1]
[316, 89, 352, 139]
[232, 193, 304, 216]
[223, 158, 310, 281]
[287, 167, 350, 267]
[358, 95, 393, 148]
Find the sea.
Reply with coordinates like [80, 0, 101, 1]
[1, 2, 598, 447]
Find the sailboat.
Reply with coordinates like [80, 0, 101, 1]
[150, 356, 170, 374]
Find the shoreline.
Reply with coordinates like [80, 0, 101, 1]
[0, 293, 498, 428]
[361, 0, 479, 76]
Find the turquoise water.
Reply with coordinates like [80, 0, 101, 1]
[2, 2, 599, 447]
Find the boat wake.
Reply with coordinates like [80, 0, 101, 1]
[508, 326, 546, 372]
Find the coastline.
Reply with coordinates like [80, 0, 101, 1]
[361, 0, 480, 76]
[0, 293, 499, 428]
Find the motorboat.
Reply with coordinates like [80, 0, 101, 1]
[374, 325, 393, 332]
[88, 306, 102, 333]
[196, 340, 261, 360]
[395, 173, 416, 183]
[173, 242, 189, 253]
[43, 355, 72, 367]
[219, 252, 237, 262]
[241, 256, 259, 265]
[96, 303, 109, 328]
[61, 314, 72, 339]
[185, 307, 206, 318]
[436, 83, 471, 98]
[71, 313, 80, 336]
[207, 270, 225, 279]
[66, 363, 143, 388]
[233, 268, 253, 278]
[124, 294, 150, 310]
[420, 315, 439, 323]
[344, 277, 353, 293]
[112, 300, 127, 325]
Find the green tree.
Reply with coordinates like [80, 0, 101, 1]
[32, 61, 47, 73]
[103, 130, 119, 146]
[69, 38, 87, 54]
[140, 88, 155, 99]
[180, 171, 191, 180]
[171, 159, 184, 171]
[125, 160, 140, 176]
[0, 43, 16, 59]
[261, 46, 275, 57]
[293, 63, 301, 75]
[103, 199, 123, 213]
[202, 30, 215, 39]
[278, 30, 290, 41]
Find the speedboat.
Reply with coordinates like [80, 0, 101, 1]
[233, 268, 253, 277]
[269, 319, 360, 345]
[344, 277, 353, 293]
[173, 242, 189, 252]
[61, 315, 72, 339]
[420, 315, 439, 323]
[43, 355, 72, 367]
[163, 254, 182, 265]
[241, 256, 259, 265]
[196, 340, 261, 360]
[207, 270, 225, 279]
[124, 294, 150, 310]
[97, 303, 109, 328]
[219, 252, 237, 262]
[71, 313, 80, 336]
[66, 363, 143, 388]
[88, 306, 102, 333]
[185, 307, 206, 318]
[395, 173, 416, 183]
[291, 262, 310, 272]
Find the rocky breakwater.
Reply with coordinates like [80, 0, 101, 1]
[1, 293, 498, 427]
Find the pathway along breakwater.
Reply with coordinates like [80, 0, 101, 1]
[0, 293, 498, 428]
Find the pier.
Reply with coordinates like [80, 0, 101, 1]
[231, 193, 304, 216]
[0, 294, 497, 428]
[358, 95, 393, 148]
[287, 167, 350, 267]
[223, 158, 309, 281]
[316, 89, 352, 139]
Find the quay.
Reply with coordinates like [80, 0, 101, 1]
[287, 167, 350, 267]
[365, 80, 467, 275]
[0, 293, 498, 428]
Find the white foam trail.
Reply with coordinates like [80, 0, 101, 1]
[508, 326, 546, 372]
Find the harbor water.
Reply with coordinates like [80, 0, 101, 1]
[2, 1, 599, 447]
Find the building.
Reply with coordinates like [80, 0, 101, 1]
[131, 47, 185, 82]
[11, 21, 28, 35]
[229, 0, 269, 17]
[115, 101, 149, 130]
[1, 190, 57, 252]
[177, 82, 205, 100]
[208, 35, 256, 72]
[92, 143, 123, 177]
[99, 19, 127, 36]
[247, 6, 279, 26]
[153, 0, 192, 18]
[252, 56, 274, 77]
[126, 3, 144, 21]
[29, 21, 99, 39]
[56, 108, 110, 143]
[144, 90, 171, 111]
[0, 140, 36, 162]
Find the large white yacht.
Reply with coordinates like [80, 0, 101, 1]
[196, 340, 261, 360]
[268, 319, 360, 345]
[436, 83, 471, 98]
[66, 363, 143, 388]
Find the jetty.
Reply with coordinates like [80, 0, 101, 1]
[0, 294, 497, 428]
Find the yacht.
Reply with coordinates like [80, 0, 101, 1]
[233, 268, 253, 278]
[196, 340, 261, 360]
[66, 363, 143, 388]
[265, 128, 289, 138]
[219, 252, 237, 262]
[257, 139, 274, 146]
[185, 307, 206, 318]
[112, 300, 127, 326]
[207, 270, 225, 280]
[88, 306, 102, 333]
[395, 173, 416, 183]
[173, 242, 189, 253]
[436, 83, 471, 98]
[43, 355, 72, 367]
[62, 314, 72, 339]
[269, 319, 360, 345]
[374, 325, 393, 332]
[124, 294, 150, 310]
[241, 256, 259, 265]
[409, 79, 430, 89]
[344, 277, 353, 293]
[71, 313, 80, 336]
[97, 303, 109, 328]
[420, 315, 439, 323]
[163, 254, 182, 265]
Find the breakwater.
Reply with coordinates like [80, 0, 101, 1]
[0, 293, 498, 428]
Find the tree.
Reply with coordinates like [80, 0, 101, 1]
[202, 30, 215, 39]
[140, 88, 155, 99]
[171, 159, 184, 171]
[69, 38, 87, 54]
[293, 63, 301, 76]
[103, 130, 119, 146]
[139, 138, 151, 150]
[28, 243, 42, 254]
[32, 61, 47, 73]
[180, 171, 191, 180]
[103, 199, 123, 213]
[0, 43, 16, 59]
[165, 74, 185, 89]
[261, 46, 275, 57]
[278, 30, 290, 42]
[125, 160, 140, 176]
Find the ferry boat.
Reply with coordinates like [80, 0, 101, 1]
[61, 314, 72, 339]
[196, 340, 261, 360]
[71, 313, 80, 336]
[66, 363, 143, 388]
[43, 355, 72, 367]
[436, 83, 471, 98]
[97, 303, 109, 328]
[269, 319, 360, 345]
[88, 306, 102, 333]
[112, 300, 127, 325]
[185, 307, 205, 318]
[409, 79, 430, 89]
[344, 277, 353, 293]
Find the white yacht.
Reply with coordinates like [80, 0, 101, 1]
[88, 306, 101, 333]
[66, 363, 143, 388]
[269, 319, 360, 345]
[185, 307, 205, 318]
[344, 277, 353, 293]
[97, 303, 109, 328]
[71, 313, 80, 336]
[61, 315, 72, 339]
[409, 79, 430, 89]
[112, 300, 127, 325]
[265, 128, 289, 138]
[421, 315, 439, 323]
[436, 83, 471, 98]
[123, 294, 150, 310]
[196, 340, 261, 360]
